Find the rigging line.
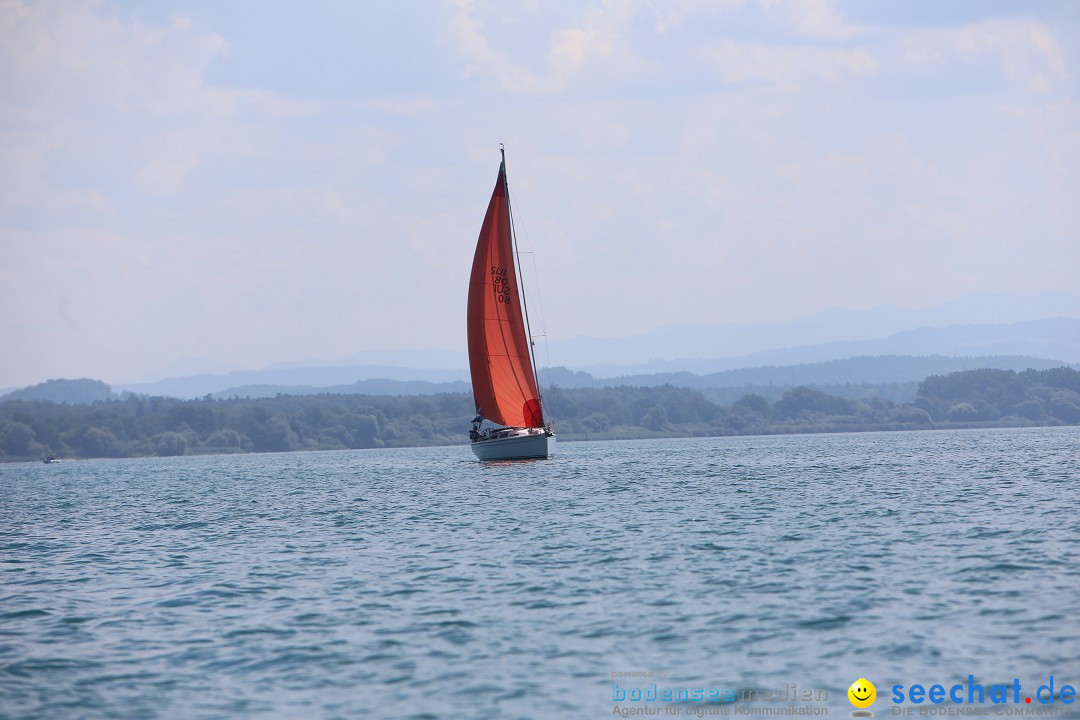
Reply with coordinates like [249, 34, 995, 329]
[502, 152, 544, 422]
[507, 183, 553, 392]
[507, 185, 548, 339]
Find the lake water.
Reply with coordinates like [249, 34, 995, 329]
[2, 427, 1078, 719]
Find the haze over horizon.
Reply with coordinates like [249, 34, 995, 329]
[5, 295, 1078, 396]
[3, 1, 1079, 389]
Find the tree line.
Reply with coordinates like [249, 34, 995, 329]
[1, 367, 1077, 461]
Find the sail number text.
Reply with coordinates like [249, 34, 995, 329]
[491, 266, 512, 304]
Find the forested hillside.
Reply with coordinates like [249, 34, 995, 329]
[1, 368, 1077, 461]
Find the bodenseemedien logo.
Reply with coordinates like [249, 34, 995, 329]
[849, 678, 877, 717]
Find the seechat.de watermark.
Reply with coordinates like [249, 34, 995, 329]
[890, 676, 1076, 715]
[843, 676, 1077, 717]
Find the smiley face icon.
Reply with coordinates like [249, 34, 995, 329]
[848, 678, 876, 708]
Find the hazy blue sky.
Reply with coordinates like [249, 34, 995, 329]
[2, 1, 1078, 387]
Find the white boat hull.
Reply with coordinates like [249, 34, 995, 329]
[471, 430, 555, 460]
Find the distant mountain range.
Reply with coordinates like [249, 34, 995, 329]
[543, 354, 1075, 389]
[546, 292, 1080, 368]
[4, 353, 1074, 406]
[87, 317, 1075, 399]
[158, 291, 1074, 377]
[572, 317, 1080, 376]
[3, 297, 1078, 404]
[211, 354, 1068, 400]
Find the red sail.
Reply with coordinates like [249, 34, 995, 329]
[467, 162, 543, 428]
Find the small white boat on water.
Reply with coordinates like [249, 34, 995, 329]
[470, 426, 554, 461]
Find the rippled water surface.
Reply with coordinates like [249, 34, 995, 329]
[2, 427, 1079, 718]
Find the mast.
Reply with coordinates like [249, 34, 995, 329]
[501, 144, 545, 424]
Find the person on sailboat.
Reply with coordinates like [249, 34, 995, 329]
[470, 412, 484, 441]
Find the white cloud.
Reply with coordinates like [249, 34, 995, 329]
[546, 1, 635, 78]
[445, 0, 636, 93]
[651, 0, 747, 34]
[0, 0, 227, 115]
[445, 0, 543, 90]
[954, 20, 1066, 91]
[897, 19, 1067, 92]
[0, 0, 324, 207]
[785, 0, 859, 39]
[706, 41, 879, 84]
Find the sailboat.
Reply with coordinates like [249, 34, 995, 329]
[467, 147, 555, 460]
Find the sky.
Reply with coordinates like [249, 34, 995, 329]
[2, 0, 1078, 388]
